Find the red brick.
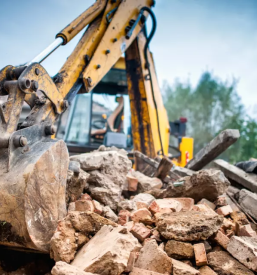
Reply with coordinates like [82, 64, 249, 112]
[118, 210, 131, 226]
[148, 199, 182, 214]
[193, 243, 208, 267]
[127, 175, 139, 192]
[131, 223, 151, 242]
[131, 209, 153, 225]
[216, 205, 233, 216]
[213, 230, 230, 249]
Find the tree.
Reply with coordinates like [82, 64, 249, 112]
[163, 72, 257, 163]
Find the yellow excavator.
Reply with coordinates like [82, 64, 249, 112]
[0, 0, 193, 252]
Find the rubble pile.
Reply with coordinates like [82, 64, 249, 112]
[1, 144, 257, 275]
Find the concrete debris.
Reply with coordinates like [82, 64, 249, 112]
[165, 240, 194, 259]
[4, 145, 257, 275]
[237, 189, 257, 220]
[50, 211, 117, 263]
[156, 211, 223, 241]
[72, 225, 140, 275]
[130, 170, 163, 192]
[102, 206, 118, 222]
[198, 266, 217, 275]
[172, 259, 200, 275]
[66, 168, 90, 203]
[51, 261, 98, 275]
[227, 236, 257, 271]
[160, 169, 230, 202]
[208, 251, 254, 275]
[134, 239, 173, 274]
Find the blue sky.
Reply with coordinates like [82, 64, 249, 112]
[0, 0, 257, 113]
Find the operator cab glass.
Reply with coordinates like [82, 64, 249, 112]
[56, 62, 133, 154]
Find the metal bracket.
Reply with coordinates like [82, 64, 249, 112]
[20, 63, 65, 114]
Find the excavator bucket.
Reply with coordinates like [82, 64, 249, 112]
[0, 65, 69, 252]
[0, 124, 69, 252]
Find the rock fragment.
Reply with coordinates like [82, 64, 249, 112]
[135, 239, 172, 274]
[156, 211, 223, 241]
[207, 251, 254, 275]
[102, 206, 118, 222]
[72, 226, 139, 275]
[165, 240, 194, 259]
[237, 189, 257, 220]
[172, 259, 200, 275]
[227, 236, 257, 272]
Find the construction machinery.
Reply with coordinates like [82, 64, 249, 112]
[0, 0, 193, 252]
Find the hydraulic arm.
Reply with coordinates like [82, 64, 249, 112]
[0, 0, 170, 252]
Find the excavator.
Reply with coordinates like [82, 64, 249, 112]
[0, 0, 193, 252]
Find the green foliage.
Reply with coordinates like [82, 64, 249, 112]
[163, 72, 257, 163]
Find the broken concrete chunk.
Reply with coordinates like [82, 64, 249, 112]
[193, 243, 208, 267]
[161, 169, 230, 202]
[207, 251, 254, 275]
[216, 205, 233, 216]
[68, 211, 117, 234]
[51, 261, 98, 275]
[172, 259, 200, 275]
[172, 198, 194, 211]
[135, 239, 173, 274]
[50, 219, 77, 263]
[197, 199, 216, 210]
[165, 240, 194, 259]
[148, 199, 182, 214]
[70, 149, 131, 173]
[199, 266, 217, 275]
[66, 169, 90, 203]
[127, 175, 139, 192]
[129, 267, 164, 275]
[118, 199, 137, 212]
[214, 196, 227, 207]
[132, 193, 155, 206]
[130, 170, 163, 192]
[227, 236, 257, 272]
[102, 206, 118, 222]
[237, 189, 257, 220]
[72, 225, 139, 275]
[156, 211, 223, 241]
[75, 200, 95, 212]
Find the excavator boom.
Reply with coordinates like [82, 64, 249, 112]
[0, 0, 174, 252]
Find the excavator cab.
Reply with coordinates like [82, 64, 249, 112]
[56, 58, 133, 154]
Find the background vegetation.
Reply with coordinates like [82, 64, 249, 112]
[163, 72, 257, 163]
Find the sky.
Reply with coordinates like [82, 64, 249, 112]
[0, 0, 257, 113]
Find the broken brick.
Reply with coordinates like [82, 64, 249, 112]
[118, 210, 131, 226]
[131, 208, 153, 225]
[213, 230, 229, 250]
[148, 199, 182, 214]
[131, 223, 151, 242]
[193, 243, 208, 267]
